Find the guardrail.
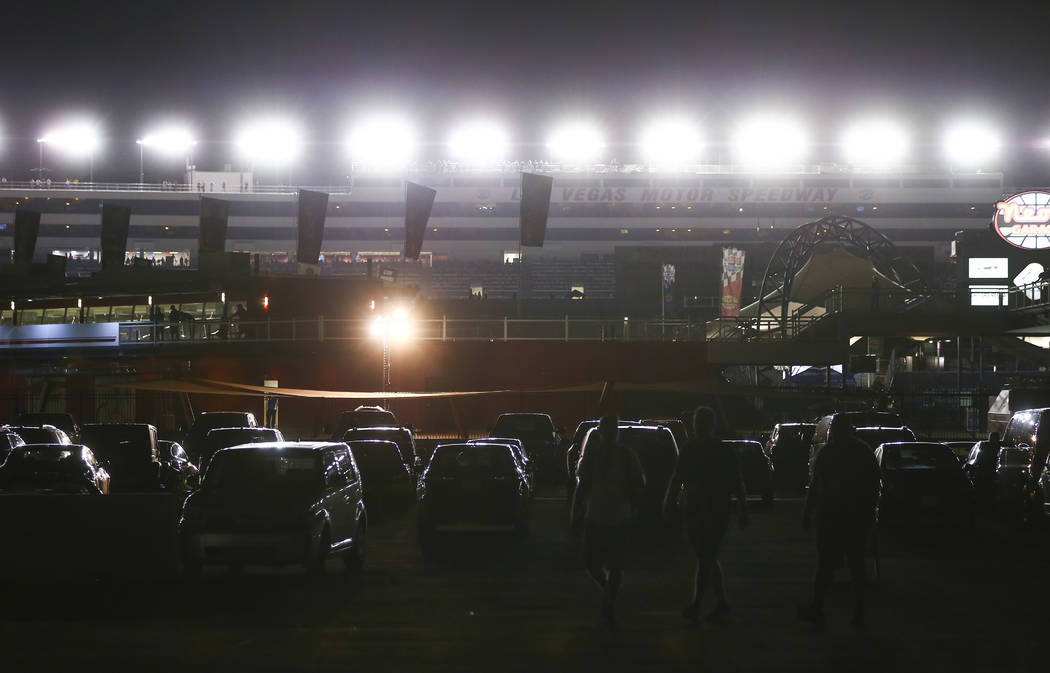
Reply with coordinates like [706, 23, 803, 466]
[116, 316, 698, 345]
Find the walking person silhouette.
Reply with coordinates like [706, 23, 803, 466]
[798, 415, 881, 627]
[571, 415, 646, 625]
[665, 406, 749, 623]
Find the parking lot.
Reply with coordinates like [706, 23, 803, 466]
[2, 487, 1047, 673]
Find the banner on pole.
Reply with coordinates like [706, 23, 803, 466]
[720, 247, 746, 318]
[662, 263, 676, 314]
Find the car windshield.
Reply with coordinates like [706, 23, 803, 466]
[80, 426, 153, 467]
[493, 415, 553, 435]
[193, 413, 253, 432]
[777, 425, 815, 443]
[855, 427, 916, 446]
[339, 410, 396, 430]
[430, 445, 515, 476]
[208, 429, 282, 449]
[882, 444, 957, 470]
[343, 429, 410, 458]
[349, 442, 407, 476]
[204, 450, 320, 497]
[1, 447, 85, 478]
[9, 428, 61, 444]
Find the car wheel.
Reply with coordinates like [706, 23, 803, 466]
[307, 528, 330, 576]
[344, 521, 366, 575]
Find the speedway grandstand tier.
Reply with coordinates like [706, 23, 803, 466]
[0, 166, 1004, 306]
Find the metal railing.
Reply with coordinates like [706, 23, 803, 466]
[116, 316, 699, 345]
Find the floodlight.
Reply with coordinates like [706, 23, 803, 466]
[840, 119, 909, 166]
[37, 121, 101, 157]
[448, 119, 510, 165]
[369, 315, 387, 338]
[639, 116, 703, 168]
[731, 115, 808, 166]
[943, 120, 1001, 167]
[547, 121, 604, 164]
[138, 128, 197, 155]
[235, 119, 303, 166]
[346, 114, 418, 169]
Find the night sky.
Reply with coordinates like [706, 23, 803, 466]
[4, 0, 1049, 184]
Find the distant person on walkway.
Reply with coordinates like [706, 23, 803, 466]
[571, 415, 646, 625]
[664, 406, 748, 623]
[799, 415, 881, 627]
[870, 274, 880, 310]
[168, 305, 181, 340]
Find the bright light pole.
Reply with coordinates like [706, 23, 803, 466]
[37, 121, 101, 182]
[235, 118, 303, 185]
[345, 113, 418, 171]
[369, 308, 411, 401]
[137, 128, 197, 185]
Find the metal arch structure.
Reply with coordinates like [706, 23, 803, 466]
[756, 215, 927, 333]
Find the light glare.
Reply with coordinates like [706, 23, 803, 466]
[235, 119, 302, 166]
[841, 119, 909, 166]
[38, 121, 101, 157]
[732, 115, 808, 166]
[347, 114, 418, 170]
[943, 120, 1001, 167]
[547, 121, 604, 164]
[139, 128, 197, 155]
[448, 120, 510, 165]
[639, 117, 703, 168]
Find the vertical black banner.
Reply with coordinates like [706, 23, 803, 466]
[198, 197, 229, 256]
[13, 210, 40, 264]
[519, 172, 553, 247]
[403, 182, 436, 260]
[100, 204, 132, 271]
[296, 190, 329, 265]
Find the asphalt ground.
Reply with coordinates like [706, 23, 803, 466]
[2, 487, 1048, 673]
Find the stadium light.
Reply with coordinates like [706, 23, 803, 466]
[235, 118, 303, 168]
[639, 116, 703, 169]
[38, 120, 102, 181]
[840, 118, 909, 167]
[547, 121, 604, 164]
[448, 119, 510, 165]
[346, 114, 418, 170]
[137, 127, 197, 182]
[731, 114, 808, 167]
[943, 120, 1001, 167]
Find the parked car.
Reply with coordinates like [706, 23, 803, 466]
[201, 427, 284, 471]
[945, 441, 978, 460]
[5, 425, 72, 446]
[1026, 451, 1050, 523]
[577, 423, 679, 521]
[0, 444, 110, 494]
[723, 439, 775, 503]
[417, 442, 530, 542]
[765, 422, 815, 495]
[996, 447, 1030, 516]
[491, 413, 562, 476]
[467, 438, 534, 497]
[179, 442, 367, 576]
[0, 430, 26, 463]
[80, 423, 166, 493]
[332, 406, 396, 438]
[962, 440, 1000, 497]
[565, 419, 644, 498]
[346, 439, 415, 506]
[182, 412, 258, 463]
[640, 419, 689, 453]
[854, 426, 917, 451]
[341, 426, 416, 469]
[810, 411, 903, 480]
[158, 440, 200, 492]
[14, 413, 79, 441]
[874, 442, 974, 530]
